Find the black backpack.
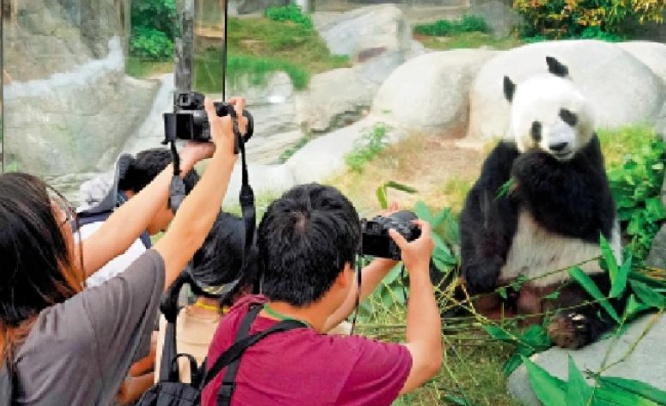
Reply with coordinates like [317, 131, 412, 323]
[136, 304, 306, 406]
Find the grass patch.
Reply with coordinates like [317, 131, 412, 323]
[278, 133, 315, 163]
[127, 15, 348, 90]
[194, 51, 310, 92]
[414, 15, 489, 37]
[345, 124, 390, 173]
[223, 191, 281, 220]
[416, 31, 524, 51]
[598, 124, 658, 168]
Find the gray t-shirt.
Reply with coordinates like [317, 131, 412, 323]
[12, 249, 165, 406]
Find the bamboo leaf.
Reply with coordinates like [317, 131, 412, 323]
[384, 180, 418, 194]
[629, 280, 666, 309]
[544, 291, 561, 300]
[600, 234, 618, 282]
[596, 384, 661, 406]
[599, 376, 666, 404]
[414, 201, 434, 223]
[610, 254, 631, 299]
[375, 185, 388, 210]
[569, 267, 620, 323]
[483, 325, 514, 341]
[565, 357, 593, 406]
[522, 356, 567, 406]
[623, 294, 650, 321]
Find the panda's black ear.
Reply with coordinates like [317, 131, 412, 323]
[546, 56, 569, 78]
[503, 76, 516, 102]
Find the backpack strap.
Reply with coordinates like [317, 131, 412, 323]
[216, 304, 260, 405]
[199, 305, 306, 401]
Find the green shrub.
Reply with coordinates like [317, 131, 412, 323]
[130, 27, 174, 61]
[130, 0, 177, 61]
[513, 0, 666, 39]
[345, 124, 389, 173]
[264, 4, 313, 28]
[606, 133, 666, 265]
[414, 14, 489, 37]
[193, 52, 310, 93]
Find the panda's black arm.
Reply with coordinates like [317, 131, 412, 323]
[511, 136, 615, 243]
[460, 142, 521, 294]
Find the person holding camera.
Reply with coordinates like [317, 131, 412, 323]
[78, 148, 200, 287]
[0, 97, 246, 406]
[202, 183, 442, 406]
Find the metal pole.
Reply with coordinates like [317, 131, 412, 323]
[221, 0, 229, 101]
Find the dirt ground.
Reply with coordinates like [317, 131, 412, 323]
[330, 134, 490, 216]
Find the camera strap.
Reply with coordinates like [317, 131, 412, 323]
[349, 256, 363, 335]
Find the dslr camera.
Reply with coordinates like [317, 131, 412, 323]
[360, 210, 421, 260]
[163, 92, 254, 153]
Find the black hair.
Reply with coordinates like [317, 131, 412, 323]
[118, 148, 199, 195]
[0, 173, 84, 359]
[256, 183, 360, 306]
[190, 212, 251, 298]
[161, 212, 254, 316]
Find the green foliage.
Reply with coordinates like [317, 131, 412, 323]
[376, 181, 418, 210]
[605, 134, 666, 266]
[522, 356, 666, 406]
[130, 0, 176, 61]
[345, 124, 390, 173]
[130, 27, 175, 61]
[512, 0, 666, 39]
[265, 4, 313, 29]
[193, 51, 310, 93]
[358, 199, 459, 319]
[278, 134, 315, 163]
[414, 15, 489, 37]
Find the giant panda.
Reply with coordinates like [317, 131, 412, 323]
[459, 56, 623, 349]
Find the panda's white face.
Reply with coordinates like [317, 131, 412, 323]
[507, 74, 595, 161]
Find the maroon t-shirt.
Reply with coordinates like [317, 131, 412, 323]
[202, 295, 412, 406]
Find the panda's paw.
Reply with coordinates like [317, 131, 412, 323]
[462, 260, 501, 295]
[547, 311, 592, 349]
[511, 151, 553, 181]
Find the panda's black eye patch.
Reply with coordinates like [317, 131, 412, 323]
[560, 108, 578, 126]
[531, 121, 542, 142]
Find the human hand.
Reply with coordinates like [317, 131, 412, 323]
[388, 220, 434, 277]
[179, 140, 216, 170]
[203, 96, 247, 157]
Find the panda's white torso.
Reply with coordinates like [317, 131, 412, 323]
[501, 209, 622, 287]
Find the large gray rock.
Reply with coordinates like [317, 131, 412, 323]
[507, 314, 666, 406]
[468, 40, 666, 140]
[372, 49, 497, 137]
[470, 0, 522, 37]
[246, 130, 305, 164]
[223, 162, 296, 206]
[295, 68, 376, 133]
[616, 41, 666, 86]
[3, 37, 159, 192]
[227, 71, 299, 145]
[316, 5, 413, 85]
[285, 116, 407, 183]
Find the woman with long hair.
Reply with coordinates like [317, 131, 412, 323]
[0, 97, 246, 406]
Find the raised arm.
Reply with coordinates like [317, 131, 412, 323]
[80, 143, 215, 276]
[389, 221, 442, 395]
[323, 258, 397, 332]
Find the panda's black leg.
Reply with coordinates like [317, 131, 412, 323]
[545, 273, 619, 349]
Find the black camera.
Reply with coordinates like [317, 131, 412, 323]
[163, 92, 254, 153]
[360, 210, 421, 260]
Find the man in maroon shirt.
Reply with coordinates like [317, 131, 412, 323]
[203, 183, 442, 405]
